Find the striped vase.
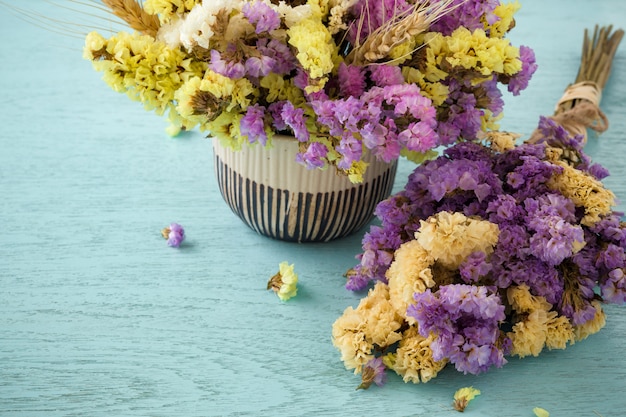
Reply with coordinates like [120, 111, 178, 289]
[213, 135, 397, 243]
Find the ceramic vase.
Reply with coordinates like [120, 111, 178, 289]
[213, 135, 397, 242]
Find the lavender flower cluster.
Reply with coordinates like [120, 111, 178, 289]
[343, 116, 625, 374]
[219, 0, 537, 175]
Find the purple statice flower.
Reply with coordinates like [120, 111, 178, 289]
[338, 63, 366, 97]
[360, 122, 388, 150]
[268, 101, 287, 131]
[508, 156, 562, 201]
[494, 257, 563, 305]
[295, 142, 328, 170]
[380, 84, 435, 121]
[481, 76, 505, 116]
[591, 215, 626, 247]
[443, 140, 494, 162]
[430, 0, 500, 35]
[347, 0, 412, 44]
[245, 55, 275, 77]
[357, 357, 387, 389]
[368, 64, 405, 87]
[256, 39, 297, 75]
[601, 268, 626, 304]
[436, 121, 462, 145]
[459, 251, 492, 284]
[506, 45, 538, 96]
[209, 49, 245, 79]
[163, 223, 185, 248]
[397, 121, 438, 153]
[588, 163, 611, 180]
[486, 194, 523, 224]
[242, 1, 281, 34]
[572, 238, 601, 282]
[494, 224, 531, 261]
[596, 243, 626, 271]
[408, 284, 508, 375]
[331, 96, 368, 132]
[436, 79, 485, 143]
[424, 158, 501, 203]
[240, 104, 269, 145]
[309, 100, 343, 136]
[559, 294, 597, 326]
[346, 224, 406, 290]
[527, 216, 584, 266]
[280, 102, 310, 143]
[371, 124, 401, 163]
[336, 132, 364, 169]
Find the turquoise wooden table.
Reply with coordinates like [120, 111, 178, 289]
[1, 1, 625, 416]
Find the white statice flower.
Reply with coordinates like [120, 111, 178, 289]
[276, 1, 313, 27]
[327, 0, 358, 34]
[157, 18, 186, 49]
[157, 0, 243, 50]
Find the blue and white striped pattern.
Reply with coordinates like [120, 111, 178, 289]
[213, 137, 397, 243]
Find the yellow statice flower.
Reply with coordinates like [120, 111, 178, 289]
[267, 261, 299, 301]
[288, 17, 337, 81]
[507, 284, 552, 313]
[144, 0, 202, 23]
[174, 68, 256, 134]
[386, 240, 435, 323]
[84, 31, 201, 118]
[259, 74, 305, 105]
[346, 160, 368, 184]
[484, 131, 520, 152]
[415, 211, 499, 270]
[453, 386, 481, 412]
[391, 326, 447, 384]
[205, 111, 245, 149]
[507, 285, 574, 356]
[548, 161, 615, 226]
[388, 37, 416, 65]
[508, 308, 550, 358]
[487, 1, 521, 38]
[307, 0, 331, 18]
[480, 110, 502, 133]
[332, 307, 375, 373]
[332, 282, 404, 373]
[420, 27, 522, 84]
[545, 314, 574, 350]
[573, 300, 606, 341]
[354, 282, 405, 348]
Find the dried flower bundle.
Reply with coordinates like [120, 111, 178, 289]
[333, 25, 624, 386]
[83, 0, 537, 182]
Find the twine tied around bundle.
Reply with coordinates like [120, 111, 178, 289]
[528, 25, 624, 144]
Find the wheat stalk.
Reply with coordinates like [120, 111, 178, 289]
[101, 0, 160, 37]
[557, 25, 625, 113]
[345, 0, 460, 66]
[528, 25, 623, 145]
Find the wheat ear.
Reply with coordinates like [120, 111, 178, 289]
[345, 0, 459, 66]
[101, 0, 160, 37]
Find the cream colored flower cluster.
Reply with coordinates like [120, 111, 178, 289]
[333, 208, 609, 383]
[548, 161, 616, 226]
[332, 211, 499, 383]
[506, 284, 594, 357]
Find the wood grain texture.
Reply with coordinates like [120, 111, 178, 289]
[1, 1, 625, 416]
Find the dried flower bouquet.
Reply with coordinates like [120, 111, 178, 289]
[332, 25, 624, 387]
[83, 0, 536, 182]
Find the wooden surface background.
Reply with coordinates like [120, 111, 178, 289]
[1, 1, 625, 416]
